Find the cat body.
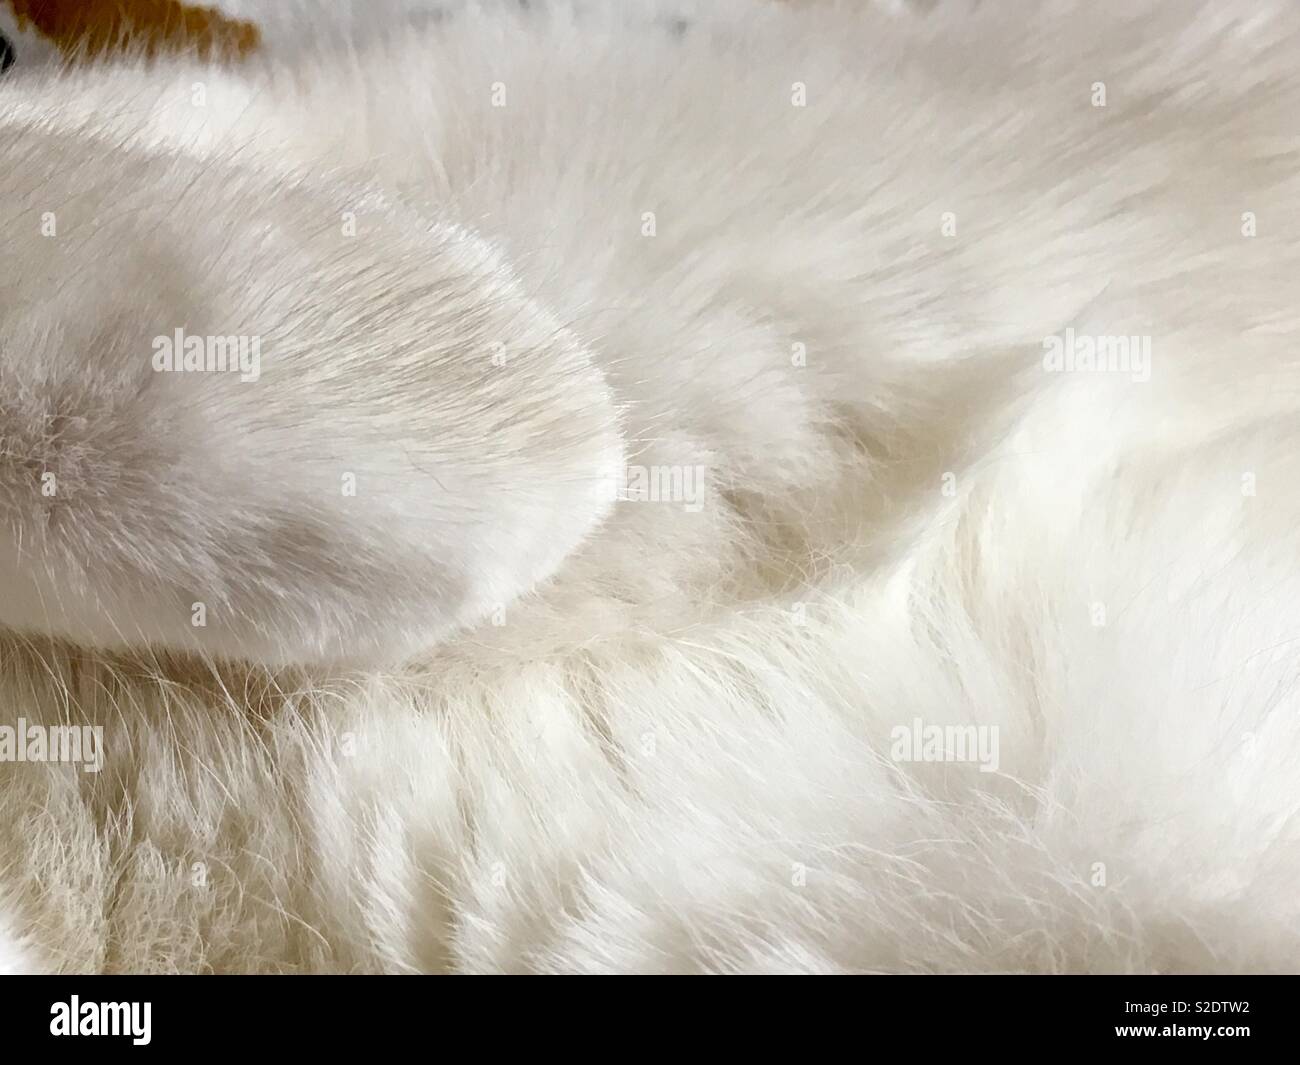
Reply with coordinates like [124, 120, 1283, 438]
[1, 0, 1300, 972]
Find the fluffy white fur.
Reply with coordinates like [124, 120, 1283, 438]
[2, 0, 1300, 972]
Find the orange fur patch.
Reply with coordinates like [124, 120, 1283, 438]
[9, 0, 260, 60]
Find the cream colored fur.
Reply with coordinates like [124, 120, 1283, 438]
[1, 0, 1299, 972]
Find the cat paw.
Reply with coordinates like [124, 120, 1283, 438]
[0, 126, 622, 666]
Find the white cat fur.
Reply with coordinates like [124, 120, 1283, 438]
[1, 0, 1299, 972]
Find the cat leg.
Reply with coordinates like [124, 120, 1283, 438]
[0, 123, 623, 666]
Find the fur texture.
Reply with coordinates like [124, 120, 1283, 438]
[2, 0, 1300, 972]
